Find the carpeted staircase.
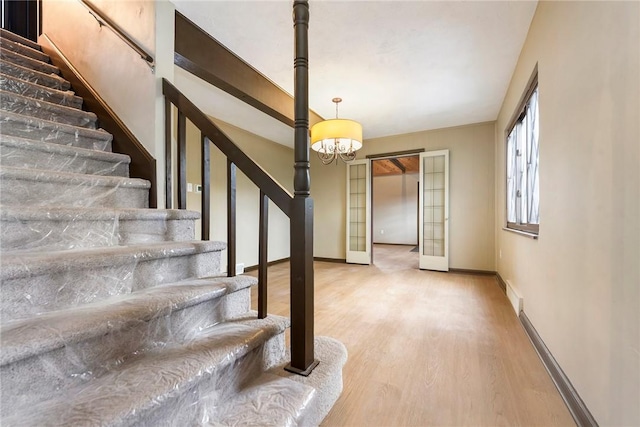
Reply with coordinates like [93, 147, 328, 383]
[0, 29, 346, 426]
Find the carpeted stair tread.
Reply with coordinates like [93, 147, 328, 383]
[1, 240, 226, 280]
[267, 336, 349, 427]
[0, 165, 149, 208]
[0, 164, 147, 186]
[0, 277, 259, 413]
[215, 373, 316, 427]
[0, 205, 202, 252]
[0, 134, 128, 176]
[0, 28, 42, 52]
[1, 72, 82, 108]
[0, 46, 59, 75]
[0, 205, 200, 222]
[0, 90, 97, 128]
[0, 275, 258, 366]
[0, 59, 70, 90]
[0, 240, 226, 320]
[3, 315, 289, 426]
[0, 110, 112, 151]
[0, 36, 50, 63]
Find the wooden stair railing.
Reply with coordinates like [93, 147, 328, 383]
[164, 0, 315, 377]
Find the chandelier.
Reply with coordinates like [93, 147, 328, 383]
[310, 98, 363, 164]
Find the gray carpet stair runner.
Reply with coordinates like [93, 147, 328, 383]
[0, 29, 346, 426]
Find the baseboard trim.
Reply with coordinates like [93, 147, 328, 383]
[372, 242, 416, 246]
[245, 257, 347, 271]
[244, 257, 289, 272]
[519, 312, 598, 427]
[449, 268, 496, 276]
[314, 257, 346, 264]
[39, 33, 158, 208]
[495, 272, 507, 292]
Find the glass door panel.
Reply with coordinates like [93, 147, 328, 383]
[419, 150, 449, 271]
[346, 159, 371, 264]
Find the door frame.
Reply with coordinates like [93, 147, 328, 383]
[366, 149, 424, 263]
[345, 159, 371, 264]
[418, 149, 450, 271]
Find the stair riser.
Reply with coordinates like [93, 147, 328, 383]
[0, 102, 95, 128]
[0, 145, 128, 177]
[0, 217, 196, 252]
[1, 250, 222, 320]
[1, 37, 50, 62]
[0, 48, 59, 75]
[1, 74, 83, 109]
[0, 94, 96, 128]
[0, 119, 111, 151]
[120, 218, 197, 246]
[0, 60, 70, 90]
[1, 288, 252, 412]
[0, 177, 148, 209]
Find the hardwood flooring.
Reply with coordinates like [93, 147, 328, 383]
[249, 244, 575, 426]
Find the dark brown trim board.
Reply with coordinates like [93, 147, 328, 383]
[245, 257, 290, 272]
[449, 268, 496, 276]
[366, 149, 425, 159]
[314, 257, 346, 264]
[496, 272, 508, 292]
[372, 242, 416, 246]
[174, 11, 323, 130]
[245, 257, 346, 271]
[519, 312, 598, 427]
[39, 33, 157, 208]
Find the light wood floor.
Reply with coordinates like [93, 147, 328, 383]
[250, 244, 575, 427]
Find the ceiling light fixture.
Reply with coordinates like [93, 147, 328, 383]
[310, 97, 363, 165]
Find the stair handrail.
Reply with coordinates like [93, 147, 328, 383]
[162, 80, 292, 216]
[78, 0, 155, 71]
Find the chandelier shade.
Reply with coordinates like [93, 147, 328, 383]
[310, 98, 363, 164]
[310, 119, 363, 153]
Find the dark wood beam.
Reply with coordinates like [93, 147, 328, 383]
[390, 158, 406, 173]
[174, 12, 323, 130]
[367, 149, 425, 159]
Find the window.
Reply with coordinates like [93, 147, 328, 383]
[506, 74, 539, 235]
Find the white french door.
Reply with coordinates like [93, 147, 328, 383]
[345, 159, 371, 264]
[419, 150, 449, 271]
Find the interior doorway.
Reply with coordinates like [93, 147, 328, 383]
[370, 155, 420, 266]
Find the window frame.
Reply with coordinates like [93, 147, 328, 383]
[505, 67, 539, 236]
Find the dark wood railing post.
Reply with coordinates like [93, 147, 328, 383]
[177, 111, 187, 210]
[258, 191, 268, 319]
[286, 0, 317, 376]
[201, 135, 210, 240]
[164, 98, 173, 209]
[227, 160, 237, 277]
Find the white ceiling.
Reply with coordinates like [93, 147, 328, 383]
[172, 0, 538, 147]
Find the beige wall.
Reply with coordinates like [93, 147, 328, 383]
[495, 2, 639, 424]
[185, 119, 293, 270]
[42, 0, 174, 206]
[372, 173, 419, 245]
[312, 121, 496, 271]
